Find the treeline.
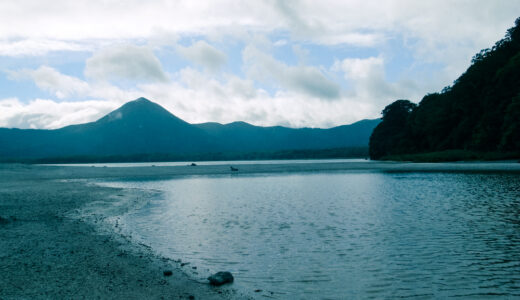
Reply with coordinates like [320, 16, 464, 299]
[370, 17, 520, 160]
[2, 147, 368, 164]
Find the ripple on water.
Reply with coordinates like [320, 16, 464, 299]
[103, 172, 520, 299]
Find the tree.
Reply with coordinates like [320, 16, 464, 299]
[499, 94, 520, 151]
[369, 17, 520, 159]
[369, 100, 417, 159]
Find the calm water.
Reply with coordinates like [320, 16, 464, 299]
[45, 158, 368, 168]
[101, 171, 520, 299]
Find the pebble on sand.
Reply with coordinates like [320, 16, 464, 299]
[207, 271, 234, 286]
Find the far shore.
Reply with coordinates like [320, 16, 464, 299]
[1, 161, 520, 298]
[27, 160, 520, 180]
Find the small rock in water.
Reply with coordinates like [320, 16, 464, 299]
[207, 271, 234, 286]
[163, 270, 173, 276]
[254, 289, 262, 293]
[190, 163, 197, 166]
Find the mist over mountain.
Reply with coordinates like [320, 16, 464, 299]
[0, 97, 380, 161]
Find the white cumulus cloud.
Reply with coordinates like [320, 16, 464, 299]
[85, 45, 168, 83]
[177, 40, 227, 71]
[243, 45, 340, 99]
[0, 98, 117, 129]
[8, 66, 90, 99]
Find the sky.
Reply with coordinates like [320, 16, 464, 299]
[0, 1, 518, 129]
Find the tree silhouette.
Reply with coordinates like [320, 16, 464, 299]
[369, 100, 416, 159]
[369, 17, 520, 160]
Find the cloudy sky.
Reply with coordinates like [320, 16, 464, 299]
[0, 1, 518, 129]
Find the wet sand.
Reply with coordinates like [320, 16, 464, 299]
[1, 161, 519, 299]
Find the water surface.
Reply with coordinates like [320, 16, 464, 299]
[101, 170, 520, 299]
[45, 158, 368, 168]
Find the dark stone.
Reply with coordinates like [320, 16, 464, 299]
[163, 270, 173, 276]
[207, 271, 234, 286]
[190, 163, 197, 166]
[254, 289, 262, 293]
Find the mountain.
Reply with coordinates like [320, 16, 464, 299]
[0, 97, 380, 161]
[369, 17, 520, 160]
[0, 98, 214, 159]
[194, 119, 378, 152]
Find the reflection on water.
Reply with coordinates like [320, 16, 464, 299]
[102, 172, 520, 299]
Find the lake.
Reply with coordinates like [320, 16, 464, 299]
[44, 158, 369, 168]
[100, 169, 520, 299]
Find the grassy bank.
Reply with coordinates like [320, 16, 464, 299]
[382, 150, 520, 162]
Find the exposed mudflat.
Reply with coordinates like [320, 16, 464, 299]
[0, 161, 519, 299]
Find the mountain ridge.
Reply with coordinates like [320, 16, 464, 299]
[0, 97, 380, 161]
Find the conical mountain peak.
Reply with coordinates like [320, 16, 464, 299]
[97, 97, 187, 125]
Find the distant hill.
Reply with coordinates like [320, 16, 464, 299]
[370, 17, 520, 161]
[0, 97, 380, 162]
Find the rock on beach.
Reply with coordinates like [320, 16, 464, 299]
[207, 272, 234, 286]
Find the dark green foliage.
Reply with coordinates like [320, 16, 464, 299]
[382, 150, 520, 163]
[500, 94, 520, 151]
[369, 100, 416, 159]
[370, 17, 520, 160]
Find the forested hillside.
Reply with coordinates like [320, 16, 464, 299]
[370, 17, 520, 160]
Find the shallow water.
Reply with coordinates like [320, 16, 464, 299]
[102, 171, 520, 299]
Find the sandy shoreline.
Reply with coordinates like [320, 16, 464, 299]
[1, 161, 519, 299]
[0, 164, 246, 299]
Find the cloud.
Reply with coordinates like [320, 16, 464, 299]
[1, 1, 518, 130]
[177, 40, 227, 71]
[140, 68, 372, 128]
[332, 56, 434, 105]
[0, 98, 117, 129]
[0, 64, 377, 130]
[274, 39, 288, 47]
[85, 45, 168, 82]
[243, 45, 340, 99]
[8, 66, 90, 99]
[0, 39, 89, 56]
[0, 1, 515, 52]
[138, 66, 379, 128]
[7, 66, 141, 102]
